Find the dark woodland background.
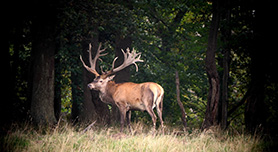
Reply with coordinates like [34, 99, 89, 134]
[3, 0, 278, 147]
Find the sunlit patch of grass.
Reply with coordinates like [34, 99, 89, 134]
[1, 122, 263, 152]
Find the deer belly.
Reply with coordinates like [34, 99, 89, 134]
[131, 104, 146, 111]
[128, 101, 146, 111]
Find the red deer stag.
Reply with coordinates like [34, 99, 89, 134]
[80, 43, 164, 132]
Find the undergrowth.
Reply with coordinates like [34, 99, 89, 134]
[1, 121, 263, 152]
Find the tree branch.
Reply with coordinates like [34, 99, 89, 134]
[227, 87, 251, 117]
[81, 120, 97, 134]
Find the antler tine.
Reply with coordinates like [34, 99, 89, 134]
[121, 49, 128, 61]
[111, 57, 119, 70]
[80, 43, 108, 77]
[104, 48, 144, 77]
[132, 48, 143, 72]
[92, 43, 108, 66]
[80, 55, 87, 69]
[80, 55, 100, 76]
[88, 43, 93, 68]
[81, 44, 143, 78]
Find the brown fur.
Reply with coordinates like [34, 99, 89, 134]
[89, 79, 164, 132]
[81, 43, 164, 132]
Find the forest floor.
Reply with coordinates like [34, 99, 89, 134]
[1, 121, 265, 152]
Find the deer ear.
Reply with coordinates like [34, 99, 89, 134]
[107, 75, 115, 81]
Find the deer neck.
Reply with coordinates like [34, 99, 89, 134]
[99, 81, 117, 105]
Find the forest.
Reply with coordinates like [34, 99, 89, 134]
[3, 0, 278, 151]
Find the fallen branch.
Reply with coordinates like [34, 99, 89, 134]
[82, 120, 97, 134]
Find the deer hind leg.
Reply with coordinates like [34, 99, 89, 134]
[142, 88, 157, 129]
[156, 93, 164, 128]
[146, 106, 157, 129]
[155, 92, 165, 135]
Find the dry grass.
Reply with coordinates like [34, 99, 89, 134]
[1, 122, 263, 152]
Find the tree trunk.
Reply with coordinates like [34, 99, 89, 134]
[111, 35, 132, 123]
[244, 1, 268, 133]
[90, 41, 111, 124]
[71, 69, 83, 124]
[202, 0, 220, 130]
[30, 3, 57, 125]
[245, 81, 265, 133]
[79, 36, 110, 124]
[175, 71, 187, 130]
[221, 48, 229, 129]
[54, 57, 61, 121]
[80, 61, 97, 124]
[220, 0, 231, 129]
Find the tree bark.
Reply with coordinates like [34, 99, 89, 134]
[221, 47, 229, 129]
[54, 57, 61, 121]
[220, 0, 231, 129]
[71, 69, 83, 124]
[90, 41, 111, 124]
[79, 35, 110, 124]
[175, 71, 187, 130]
[202, 0, 221, 130]
[30, 2, 57, 125]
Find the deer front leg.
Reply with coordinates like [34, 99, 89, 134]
[126, 110, 132, 132]
[119, 108, 127, 132]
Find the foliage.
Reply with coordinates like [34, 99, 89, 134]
[128, 0, 210, 128]
[51, 0, 211, 127]
[7, 0, 278, 138]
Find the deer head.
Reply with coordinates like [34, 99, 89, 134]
[80, 43, 144, 92]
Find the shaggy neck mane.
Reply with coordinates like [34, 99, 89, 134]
[99, 81, 117, 105]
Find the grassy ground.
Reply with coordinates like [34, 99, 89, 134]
[1, 121, 263, 152]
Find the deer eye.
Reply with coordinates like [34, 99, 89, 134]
[99, 80, 103, 83]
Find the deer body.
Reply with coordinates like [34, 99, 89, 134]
[81, 43, 164, 132]
[97, 81, 163, 111]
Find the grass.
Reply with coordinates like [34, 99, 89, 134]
[1, 121, 263, 152]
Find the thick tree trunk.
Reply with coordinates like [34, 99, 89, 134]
[31, 46, 56, 126]
[221, 48, 229, 129]
[80, 60, 98, 123]
[202, 0, 220, 130]
[71, 70, 83, 123]
[54, 57, 61, 121]
[79, 36, 110, 124]
[220, 0, 231, 129]
[30, 3, 57, 125]
[79, 28, 99, 123]
[89, 40, 111, 124]
[90, 40, 111, 124]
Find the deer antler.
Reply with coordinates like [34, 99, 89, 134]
[103, 48, 144, 77]
[80, 43, 143, 78]
[80, 43, 107, 77]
